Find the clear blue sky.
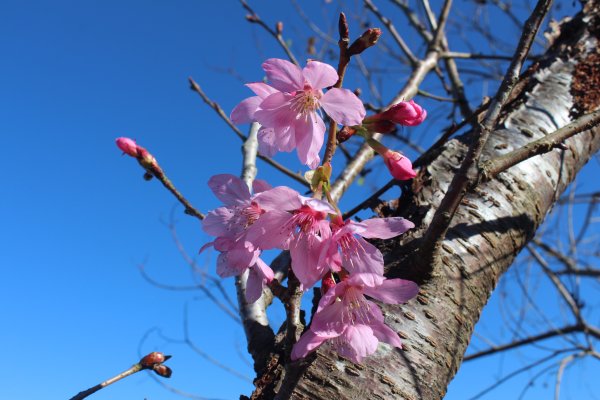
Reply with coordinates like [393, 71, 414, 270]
[1, 1, 597, 399]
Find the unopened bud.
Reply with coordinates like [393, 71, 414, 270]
[153, 364, 173, 378]
[378, 100, 427, 126]
[276, 21, 283, 35]
[337, 126, 357, 143]
[382, 150, 417, 181]
[338, 12, 349, 40]
[116, 137, 139, 157]
[245, 14, 258, 22]
[140, 352, 171, 368]
[348, 28, 382, 56]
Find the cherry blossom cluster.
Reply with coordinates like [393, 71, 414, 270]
[201, 173, 419, 363]
[197, 58, 427, 364]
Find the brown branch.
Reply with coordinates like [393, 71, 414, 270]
[481, 109, 600, 180]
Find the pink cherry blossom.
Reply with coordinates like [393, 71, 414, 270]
[320, 216, 414, 281]
[201, 174, 276, 302]
[246, 191, 337, 289]
[291, 273, 419, 363]
[234, 58, 366, 168]
[382, 150, 417, 180]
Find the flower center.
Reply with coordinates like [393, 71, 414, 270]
[240, 201, 264, 228]
[290, 205, 326, 234]
[340, 287, 371, 325]
[290, 89, 320, 116]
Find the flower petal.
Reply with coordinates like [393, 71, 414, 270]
[252, 178, 272, 194]
[290, 235, 327, 289]
[254, 186, 302, 211]
[302, 60, 338, 89]
[359, 217, 415, 239]
[245, 268, 264, 303]
[294, 112, 325, 168]
[257, 127, 278, 157]
[338, 325, 378, 363]
[208, 174, 250, 206]
[202, 207, 236, 237]
[370, 320, 403, 349]
[246, 82, 279, 99]
[320, 88, 366, 126]
[262, 58, 304, 92]
[254, 92, 296, 132]
[291, 330, 328, 360]
[245, 210, 293, 250]
[230, 96, 262, 124]
[363, 278, 419, 304]
[342, 237, 384, 276]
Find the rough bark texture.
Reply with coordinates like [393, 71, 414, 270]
[252, 2, 600, 399]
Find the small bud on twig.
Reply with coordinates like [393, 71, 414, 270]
[348, 28, 382, 56]
[338, 12, 349, 41]
[276, 21, 283, 35]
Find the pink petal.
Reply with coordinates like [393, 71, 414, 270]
[347, 273, 385, 288]
[320, 88, 366, 126]
[223, 243, 259, 270]
[216, 252, 245, 277]
[290, 235, 327, 289]
[245, 268, 264, 303]
[254, 92, 297, 132]
[116, 137, 139, 157]
[246, 82, 279, 99]
[370, 320, 403, 349]
[202, 207, 235, 237]
[302, 197, 337, 214]
[262, 58, 304, 92]
[230, 96, 262, 124]
[254, 186, 302, 211]
[310, 299, 346, 336]
[274, 125, 296, 152]
[257, 127, 278, 157]
[359, 217, 415, 239]
[338, 325, 378, 363]
[302, 60, 338, 90]
[291, 330, 328, 360]
[208, 174, 250, 205]
[252, 179, 272, 194]
[245, 210, 293, 250]
[253, 257, 274, 282]
[363, 278, 419, 304]
[342, 237, 384, 276]
[294, 112, 325, 168]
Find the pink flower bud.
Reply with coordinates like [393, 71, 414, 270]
[116, 137, 139, 157]
[382, 150, 417, 181]
[380, 100, 427, 126]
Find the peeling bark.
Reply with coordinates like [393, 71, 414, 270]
[251, 2, 600, 399]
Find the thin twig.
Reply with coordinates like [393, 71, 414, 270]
[364, 0, 418, 66]
[240, 0, 300, 67]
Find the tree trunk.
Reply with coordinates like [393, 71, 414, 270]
[253, 2, 600, 399]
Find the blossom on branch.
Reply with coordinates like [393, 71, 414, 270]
[231, 58, 366, 168]
[201, 174, 278, 302]
[291, 273, 419, 363]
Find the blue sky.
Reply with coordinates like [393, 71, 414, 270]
[1, 1, 597, 399]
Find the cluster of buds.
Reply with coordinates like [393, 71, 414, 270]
[139, 351, 172, 378]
